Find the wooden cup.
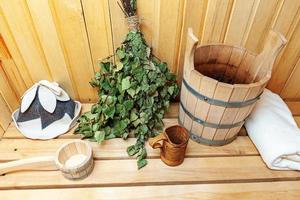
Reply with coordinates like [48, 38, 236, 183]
[149, 125, 189, 166]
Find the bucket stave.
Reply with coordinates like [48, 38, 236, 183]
[179, 28, 287, 146]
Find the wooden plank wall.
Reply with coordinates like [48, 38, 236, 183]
[0, 0, 299, 131]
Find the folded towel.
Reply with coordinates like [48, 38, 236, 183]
[245, 89, 300, 170]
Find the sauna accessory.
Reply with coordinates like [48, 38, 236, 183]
[12, 80, 81, 139]
[179, 28, 286, 146]
[0, 140, 94, 180]
[245, 89, 300, 171]
[149, 125, 189, 166]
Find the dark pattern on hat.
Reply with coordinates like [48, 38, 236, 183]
[17, 87, 76, 129]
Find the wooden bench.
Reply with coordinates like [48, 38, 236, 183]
[1, 103, 300, 199]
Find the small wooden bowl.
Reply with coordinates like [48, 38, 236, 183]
[55, 140, 94, 180]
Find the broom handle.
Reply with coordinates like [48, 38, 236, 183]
[0, 156, 56, 175]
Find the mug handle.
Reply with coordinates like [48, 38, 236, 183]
[149, 133, 167, 149]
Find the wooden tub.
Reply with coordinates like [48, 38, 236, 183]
[179, 28, 287, 146]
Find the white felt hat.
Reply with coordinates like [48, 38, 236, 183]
[12, 80, 82, 140]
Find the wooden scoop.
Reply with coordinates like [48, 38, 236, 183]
[0, 140, 94, 180]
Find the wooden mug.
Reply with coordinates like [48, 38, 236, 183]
[149, 125, 189, 166]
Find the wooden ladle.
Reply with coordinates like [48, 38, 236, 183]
[0, 140, 94, 180]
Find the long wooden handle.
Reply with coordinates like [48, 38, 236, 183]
[0, 156, 56, 175]
[183, 28, 199, 80]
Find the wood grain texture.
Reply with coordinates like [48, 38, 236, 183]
[267, 0, 300, 95]
[224, 0, 259, 46]
[0, 0, 52, 82]
[286, 101, 300, 115]
[27, 0, 77, 99]
[155, 0, 184, 73]
[1, 102, 300, 196]
[201, 0, 233, 44]
[2, 181, 300, 200]
[268, 17, 300, 95]
[1, 156, 300, 189]
[176, 0, 207, 82]
[0, 136, 258, 162]
[0, 9, 33, 90]
[0, 94, 11, 130]
[295, 116, 300, 127]
[0, 59, 26, 99]
[280, 57, 300, 100]
[51, 0, 96, 102]
[82, 0, 113, 67]
[244, 0, 280, 52]
[0, 125, 4, 138]
[0, 0, 299, 102]
[0, 65, 18, 110]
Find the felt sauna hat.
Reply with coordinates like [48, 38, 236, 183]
[12, 80, 81, 139]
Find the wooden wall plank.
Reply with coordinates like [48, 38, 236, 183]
[108, 0, 128, 49]
[201, 0, 233, 44]
[224, 0, 259, 46]
[82, 0, 113, 68]
[267, 0, 300, 94]
[281, 58, 300, 100]
[0, 32, 26, 99]
[0, 125, 4, 138]
[271, 0, 300, 37]
[0, 0, 52, 82]
[0, 94, 11, 130]
[176, 0, 208, 82]
[286, 101, 300, 115]
[0, 34, 10, 59]
[51, 0, 96, 102]
[0, 59, 26, 99]
[108, 0, 155, 51]
[244, 0, 280, 52]
[27, 0, 77, 99]
[268, 18, 300, 95]
[156, 0, 184, 73]
[0, 64, 18, 111]
[0, 9, 33, 88]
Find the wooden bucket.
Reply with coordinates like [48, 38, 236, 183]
[179, 28, 287, 146]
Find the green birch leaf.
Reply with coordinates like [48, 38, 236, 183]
[116, 49, 125, 59]
[168, 86, 175, 95]
[127, 145, 138, 156]
[121, 76, 131, 91]
[137, 159, 148, 169]
[95, 131, 105, 143]
[127, 88, 136, 97]
[115, 61, 123, 72]
[138, 148, 147, 160]
[130, 110, 138, 122]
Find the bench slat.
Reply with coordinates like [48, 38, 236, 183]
[0, 136, 258, 161]
[1, 157, 300, 189]
[1, 181, 300, 200]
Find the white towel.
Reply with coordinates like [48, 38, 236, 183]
[245, 89, 300, 170]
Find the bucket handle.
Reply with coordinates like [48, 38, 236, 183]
[249, 30, 287, 82]
[183, 28, 199, 80]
